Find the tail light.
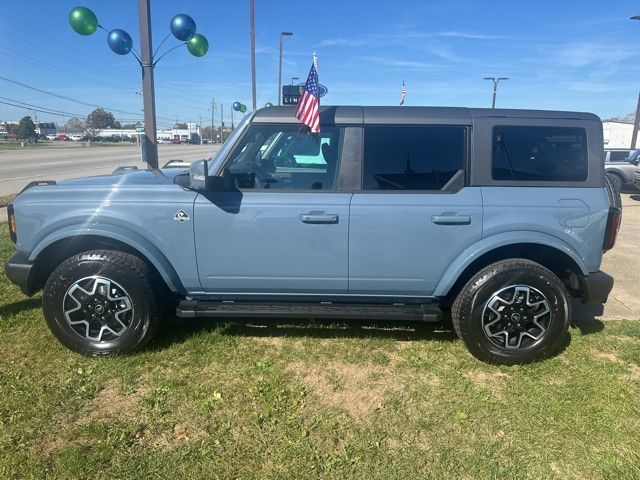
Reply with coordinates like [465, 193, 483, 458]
[603, 207, 621, 251]
[7, 204, 16, 243]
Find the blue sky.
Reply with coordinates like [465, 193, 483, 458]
[1, 0, 640, 127]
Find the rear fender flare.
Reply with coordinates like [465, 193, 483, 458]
[434, 231, 588, 297]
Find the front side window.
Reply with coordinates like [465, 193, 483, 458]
[492, 126, 588, 181]
[225, 125, 343, 190]
[363, 126, 465, 190]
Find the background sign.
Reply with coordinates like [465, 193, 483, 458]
[281, 83, 328, 105]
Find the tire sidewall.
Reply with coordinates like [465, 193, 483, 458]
[461, 263, 569, 364]
[43, 254, 153, 355]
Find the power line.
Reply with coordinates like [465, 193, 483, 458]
[0, 47, 137, 92]
[0, 96, 85, 117]
[0, 28, 140, 85]
[0, 75, 144, 116]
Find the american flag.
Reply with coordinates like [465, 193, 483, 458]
[295, 58, 320, 133]
[400, 80, 406, 105]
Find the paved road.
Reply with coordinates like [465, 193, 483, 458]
[0, 143, 218, 196]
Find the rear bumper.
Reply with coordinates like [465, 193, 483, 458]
[579, 271, 614, 305]
[4, 252, 36, 296]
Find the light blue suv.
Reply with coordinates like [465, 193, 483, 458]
[4, 107, 620, 364]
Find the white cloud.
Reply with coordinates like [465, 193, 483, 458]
[556, 42, 635, 68]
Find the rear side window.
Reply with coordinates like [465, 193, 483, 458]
[492, 126, 588, 181]
[363, 126, 465, 190]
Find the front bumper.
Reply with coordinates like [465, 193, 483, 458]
[4, 252, 36, 296]
[579, 270, 614, 305]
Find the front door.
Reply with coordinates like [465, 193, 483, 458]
[349, 125, 482, 297]
[194, 124, 350, 295]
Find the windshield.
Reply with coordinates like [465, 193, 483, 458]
[208, 113, 253, 174]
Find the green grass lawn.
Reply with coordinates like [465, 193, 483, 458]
[0, 223, 639, 479]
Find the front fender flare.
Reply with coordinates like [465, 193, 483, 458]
[30, 223, 184, 293]
[433, 231, 588, 297]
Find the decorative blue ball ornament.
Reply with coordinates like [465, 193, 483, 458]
[107, 29, 133, 55]
[232, 102, 242, 112]
[170, 14, 196, 41]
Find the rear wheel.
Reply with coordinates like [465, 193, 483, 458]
[451, 259, 570, 365]
[42, 250, 161, 356]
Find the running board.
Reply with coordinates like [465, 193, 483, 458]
[176, 301, 442, 322]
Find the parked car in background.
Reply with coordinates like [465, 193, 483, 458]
[605, 148, 639, 191]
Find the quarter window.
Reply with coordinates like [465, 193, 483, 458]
[363, 126, 465, 190]
[492, 126, 588, 181]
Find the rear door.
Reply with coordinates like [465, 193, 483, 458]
[348, 125, 483, 296]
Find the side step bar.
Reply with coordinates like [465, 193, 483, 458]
[176, 301, 442, 322]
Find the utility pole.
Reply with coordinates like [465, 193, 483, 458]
[278, 32, 293, 105]
[220, 104, 225, 142]
[483, 77, 509, 109]
[210, 97, 215, 143]
[199, 115, 203, 145]
[631, 92, 640, 150]
[250, 0, 257, 110]
[137, 0, 158, 168]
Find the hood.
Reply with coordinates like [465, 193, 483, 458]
[56, 168, 186, 187]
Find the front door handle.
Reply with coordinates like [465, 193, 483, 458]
[431, 214, 471, 225]
[299, 213, 339, 224]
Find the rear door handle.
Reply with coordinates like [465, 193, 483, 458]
[300, 213, 339, 224]
[431, 214, 471, 225]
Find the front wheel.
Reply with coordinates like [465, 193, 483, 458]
[451, 259, 570, 365]
[42, 250, 161, 356]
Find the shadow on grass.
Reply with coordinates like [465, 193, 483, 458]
[149, 316, 458, 351]
[0, 297, 42, 318]
[570, 299, 605, 335]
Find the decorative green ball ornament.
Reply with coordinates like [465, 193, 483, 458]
[265, 102, 273, 108]
[69, 7, 98, 36]
[187, 33, 209, 57]
[240, 104, 247, 113]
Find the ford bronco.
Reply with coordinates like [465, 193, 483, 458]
[4, 106, 620, 364]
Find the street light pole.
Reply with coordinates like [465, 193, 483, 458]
[137, 0, 158, 169]
[484, 76, 509, 109]
[278, 32, 293, 106]
[250, 0, 257, 111]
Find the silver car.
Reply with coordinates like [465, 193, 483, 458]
[605, 148, 639, 191]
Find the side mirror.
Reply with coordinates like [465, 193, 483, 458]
[188, 160, 243, 191]
[188, 159, 210, 190]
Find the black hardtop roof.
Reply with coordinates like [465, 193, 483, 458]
[251, 105, 600, 125]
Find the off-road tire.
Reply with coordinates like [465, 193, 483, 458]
[604, 174, 622, 210]
[42, 250, 161, 356]
[451, 259, 571, 365]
